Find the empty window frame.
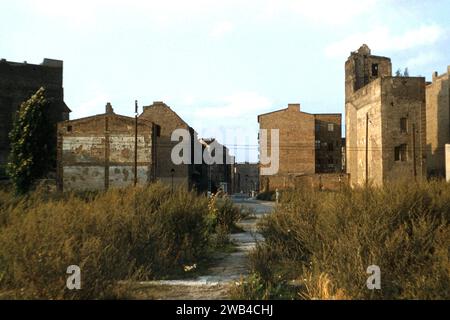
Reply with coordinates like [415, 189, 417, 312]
[400, 117, 408, 133]
[372, 63, 379, 77]
[394, 144, 407, 162]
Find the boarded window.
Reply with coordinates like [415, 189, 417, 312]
[395, 144, 407, 161]
[372, 63, 379, 77]
[400, 118, 408, 133]
[328, 123, 334, 132]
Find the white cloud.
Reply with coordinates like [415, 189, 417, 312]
[406, 51, 441, 69]
[74, 94, 110, 119]
[193, 92, 272, 120]
[325, 25, 445, 58]
[259, 0, 380, 25]
[210, 21, 234, 38]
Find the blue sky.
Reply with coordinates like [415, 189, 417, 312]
[1, 0, 449, 162]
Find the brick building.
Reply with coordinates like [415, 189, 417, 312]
[258, 103, 343, 191]
[0, 58, 70, 176]
[426, 66, 450, 177]
[57, 103, 156, 191]
[233, 162, 259, 194]
[139, 101, 208, 191]
[345, 45, 427, 187]
[199, 138, 235, 193]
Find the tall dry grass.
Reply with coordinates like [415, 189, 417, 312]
[0, 183, 236, 299]
[236, 181, 450, 300]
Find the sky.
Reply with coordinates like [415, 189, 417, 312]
[1, 0, 449, 162]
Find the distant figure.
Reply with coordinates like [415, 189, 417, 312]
[275, 188, 280, 203]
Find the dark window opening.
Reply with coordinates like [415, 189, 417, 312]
[400, 117, 408, 133]
[372, 63, 379, 77]
[67, 125, 72, 132]
[395, 144, 407, 162]
[328, 143, 334, 152]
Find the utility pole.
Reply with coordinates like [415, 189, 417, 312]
[134, 100, 138, 187]
[412, 123, 417, 180]
[365, 113, 369, 188]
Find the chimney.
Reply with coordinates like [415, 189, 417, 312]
[105, 102, 114, 114]
[288, 103, 300, 112]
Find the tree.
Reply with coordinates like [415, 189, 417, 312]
[403, 67, 409, 77]
[7, 87, 54, 194]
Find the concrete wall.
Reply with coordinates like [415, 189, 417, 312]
[426, 67, 450, 177]
[346, 79, 383, 186]
[57, 112, 154, 191]
[261, 173, 349, 192]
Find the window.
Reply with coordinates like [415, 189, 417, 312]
[372, 63, 379, 77]
[67, 125, 72, 132]
[328, 143, 334, 152]
[322, 142, 328, 149]
[315, 140, 321, 150]
[328, 123, 334, 132]
[394, 144, 407, 162]
[315, 124, 321, 132]
[400, 118, 408, 133]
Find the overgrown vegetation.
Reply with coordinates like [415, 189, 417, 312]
[0, 183, 240, 299]
[234, 181, 450, 300]
[7, 88, 55, 194]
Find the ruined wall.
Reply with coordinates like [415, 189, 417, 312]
[57, 113, 154, 191]
[381, 77, 427, 183]
[0, 59, 70, 175]
[426, 67, 450, 177]
[314, 114, 342, 173]
[140, 101, 198, 190]
[261, 173, 349, 192]
[346, 79, 384, 186]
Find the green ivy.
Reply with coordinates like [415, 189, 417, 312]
[6, 87, 54, 194]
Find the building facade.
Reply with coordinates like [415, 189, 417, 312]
[0, 58, 70, 176]
[426, 66, 450, 177]
[139, 101, 208, 191]
[345, 45, 427, 186]
[200, 138, 235, 193]
[258, 103, 342, 191]
[57, 104, 156, 191]
[234, 162, 259, 194]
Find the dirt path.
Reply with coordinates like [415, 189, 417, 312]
[129, 196, 275, 300]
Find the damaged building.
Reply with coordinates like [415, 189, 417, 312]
[139, 101, 208, 192]
[258, 103, 344, 191]
[57, 103, 156, 191]
[426, 66, 450, 177]
[0, 58, 70, 177]
[345, 44, 427, 186]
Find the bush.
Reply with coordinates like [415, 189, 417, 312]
[0, 183, 215, 299]
[245, 181, 450, 300]
[256, 191, 276, 201]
